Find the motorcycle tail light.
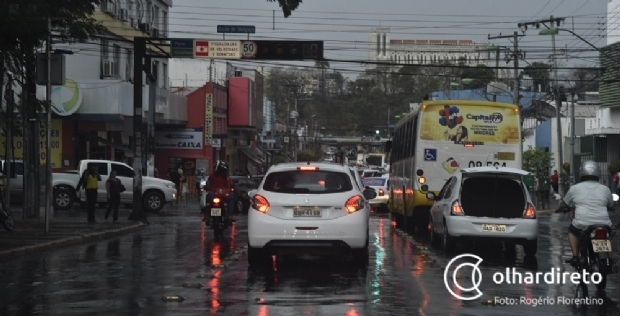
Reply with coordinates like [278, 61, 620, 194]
[345, 195, 364, 214]
[451, 200, 464, 216]
[523, 202, 536, 219]
[591, 228, 608, 239]
[252, 194, 270, 213]
[378, 189, 385, 196]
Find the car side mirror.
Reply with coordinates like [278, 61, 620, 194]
[363, 187, 377, 200]
[426, 192, 436, 200]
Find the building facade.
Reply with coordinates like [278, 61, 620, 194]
[367, 27, 490, 70]
[24, 0, 186, 172]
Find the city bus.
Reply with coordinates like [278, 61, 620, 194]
[388, 100, 522, 233]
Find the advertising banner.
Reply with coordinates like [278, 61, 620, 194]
[419, 104, 520, 145]
[0, 119, 63, 167]
[204, 93, 213, 146]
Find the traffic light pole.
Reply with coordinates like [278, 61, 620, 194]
[128, 37, 147, 222]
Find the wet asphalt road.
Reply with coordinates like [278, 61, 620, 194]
[0, 204, 619, 316]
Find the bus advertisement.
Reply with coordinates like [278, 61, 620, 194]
[389, 100, 522, 232]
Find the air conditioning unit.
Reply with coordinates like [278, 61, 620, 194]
[103, 60, 117, 77]
[139, 23, 151, 35]
[151, 28, 159, 38]
[101, 2, 117, 16]
[130, 18, 138, 28]
[119, 9, 128, 21]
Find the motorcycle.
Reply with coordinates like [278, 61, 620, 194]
[200, 187, 231, 240]
[0, 173, 15, 232]
[555, 193, 620, 299]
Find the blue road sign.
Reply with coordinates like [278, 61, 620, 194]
[170, 39, 194, 58]
[217, 25, 256, 34]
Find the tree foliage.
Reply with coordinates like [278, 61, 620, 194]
[264, 62, 494, 136]
[267, 0, 302, 17]
[523, 62, 552, 92]
[522, 146, 553, 175]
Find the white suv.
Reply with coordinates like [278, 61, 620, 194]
[247, 162, 377, 265]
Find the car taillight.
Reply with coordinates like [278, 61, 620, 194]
[451, 200, 464, 216]
[523, 202, 536, 219]
[345, 195, 364, 214]
[252, 194, 270, 213]
[591, 228, 608, 239]
[212, 197, 221, 206]
[378, 189, 384, 196]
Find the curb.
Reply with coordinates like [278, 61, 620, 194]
[0, 223, 147, 261]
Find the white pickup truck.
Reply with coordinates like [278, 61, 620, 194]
[1, 159, 176, 212]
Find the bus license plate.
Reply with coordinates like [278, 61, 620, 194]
[294, 209, 321, 217]
[482, 224, 506, 232]
[592, 240, 612, 253]
[211, 208, 221, 216]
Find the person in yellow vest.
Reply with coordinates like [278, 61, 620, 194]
[76, 165, 101, 223]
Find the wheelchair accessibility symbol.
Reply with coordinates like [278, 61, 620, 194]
[424, 148, 437, 161]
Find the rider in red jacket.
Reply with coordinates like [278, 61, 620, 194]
[204, 161, 235, 222]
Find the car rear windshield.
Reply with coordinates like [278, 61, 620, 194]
[460, 174, 525, 218]
[263, 170, 353, 194]
[362, 178, 386, 187]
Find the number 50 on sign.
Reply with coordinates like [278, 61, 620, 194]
[241, 41, 257, 59]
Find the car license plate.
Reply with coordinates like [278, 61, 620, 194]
[211, 208, 221, 216]
[293, 208, 321, 217]
[482, 224, 506, 232]
[592, 240, 612, 253]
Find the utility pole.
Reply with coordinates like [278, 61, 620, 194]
[293, 97, 298, 162]
[147, 58, 156, 177]
[518, 16, 566, 193]
[493, 49, 500, 102]
[45, 17, 52, 232]
[4, 73, 14, 208]
[488, 32, 524, 167]
[128, 37, 147, 222]
[570, 91, 575, 185]
[512, 31, 520, 106]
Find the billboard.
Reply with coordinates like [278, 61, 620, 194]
[419, 104, 520, 145]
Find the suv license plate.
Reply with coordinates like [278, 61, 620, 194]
[482, 224, 506, 232]
[211, 208, 221, 216]
[294, 209, 321, 217]
[592, 240, 612, 253]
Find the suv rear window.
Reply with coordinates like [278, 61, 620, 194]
[263, 170, 353, 193]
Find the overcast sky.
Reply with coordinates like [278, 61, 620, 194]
[169, 0, 610, 79]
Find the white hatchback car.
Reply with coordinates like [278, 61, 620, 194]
[361, 177, 390, 213]
[247, 162, 377, 265]
[427, 166, 538, 255]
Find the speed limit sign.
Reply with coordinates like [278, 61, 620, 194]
[241, 41, 257, 59]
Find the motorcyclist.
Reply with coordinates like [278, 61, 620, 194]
[555, 161, 614, 266]
[203, 161, 235, 224]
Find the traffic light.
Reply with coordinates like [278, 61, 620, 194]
[253, 40, 324, 60]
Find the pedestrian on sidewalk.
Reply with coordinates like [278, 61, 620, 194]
[105, 171, 123, 222]
[76, 165, 101, 223]
[169, 166, 182, 206]
[550, 170, 559, 194]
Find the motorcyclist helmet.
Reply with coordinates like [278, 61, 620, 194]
[579, 160, 599, 182]
[215, 161, 229, 174]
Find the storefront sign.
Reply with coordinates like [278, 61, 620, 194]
[154, 130, 203, 150]
[205, 93, 213, 146]
[50, 78, 83, 116]
[212, 138, 221, 148]
[0, 119, 63, 167]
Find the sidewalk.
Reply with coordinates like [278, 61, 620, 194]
[0, 206, 147, 261]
